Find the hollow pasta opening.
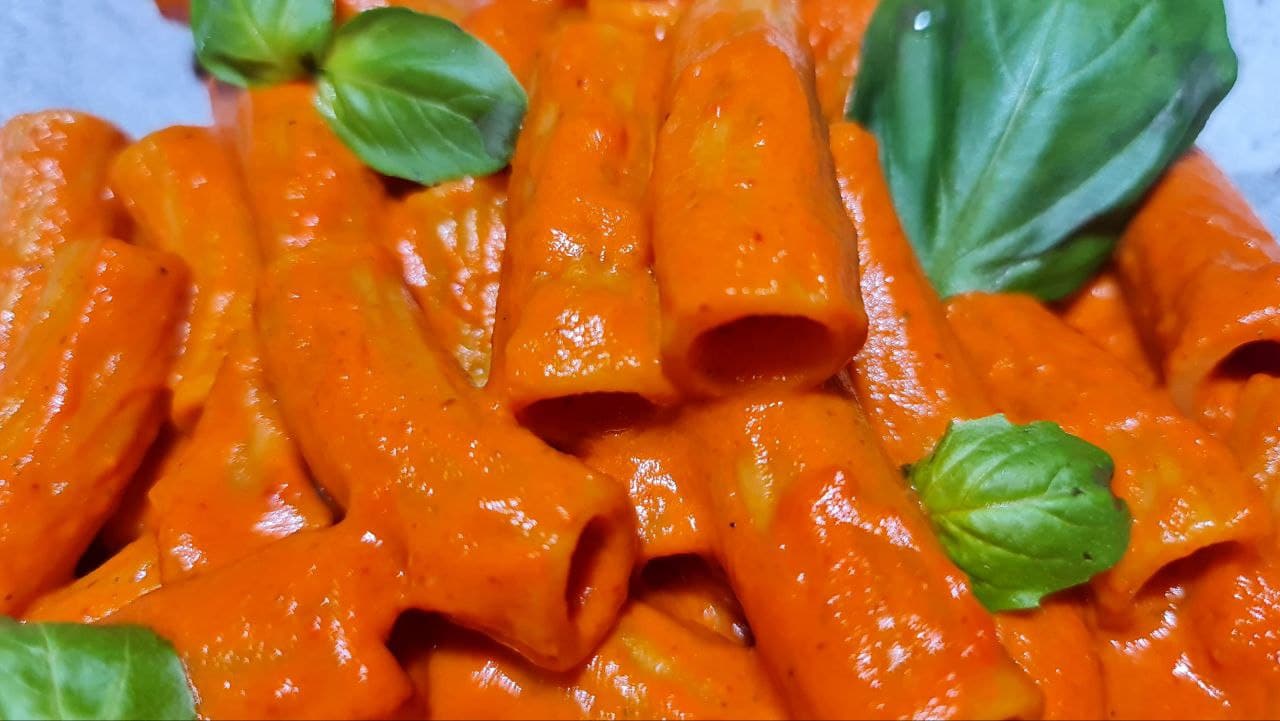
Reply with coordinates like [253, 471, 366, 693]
[564, 517, 627, 623]
[1212, 340, 1280, 382]
[637, 554, 755, 646]
[690, 314, 835, 389]
[519, 392, 656, 447]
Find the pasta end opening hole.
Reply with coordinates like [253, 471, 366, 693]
[565, 518, 617, 621]
[520, 393, 656, 448]
[691, 315, 835, 388]
[1212, 341, 1280, 382]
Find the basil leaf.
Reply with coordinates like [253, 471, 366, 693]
[849, 0, 1237, 300]
[191, 0, 333, 87]
[909, 415, 1131, 612]
[315, 7, 528, 185]
[0, 620, 195, 720]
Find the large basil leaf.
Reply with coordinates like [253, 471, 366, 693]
[0, 620, 195, 720]
[315, 7, 528, 185]
[191, 0, 333, 87]
[909, 415, 1131, 612]
[849, 0, 1237, 300]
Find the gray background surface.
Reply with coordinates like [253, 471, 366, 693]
[0, 0, 1276, 230]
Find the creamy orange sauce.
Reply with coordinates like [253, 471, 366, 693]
[1, 1, 1278, 719]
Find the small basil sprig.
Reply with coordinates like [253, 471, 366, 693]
[316, 9, 527, 185]
[909, 415, 1131, 612]
[190, 4, 527, 185]
[849, 0, 1237, 300]
[191, 0, 333, 86]
[0, 620, 195, 720]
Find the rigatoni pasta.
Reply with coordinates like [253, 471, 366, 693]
[462, 0, 573, 84]
[0, 239, 186, 615]
[493, 17, 675, 434]
[0, 112, 128, 368]
[801, 0, 876, 120]
[23, 536, 162, 624]
[1116, 151, 1280, 435]
[146, 336, 333, 580]
[829, 122, 1107, 718]
[1059, 272, 1158, 388]
[228, 84, 387, 257]
[110, 526, 413, 720]
[401, 602, 786, 720]
[110, 126, 261, 427]
[257, 243, 636, 669]
[683, 391, 1039, 719]
[946, 292, 1268, 616]
[385, 176, 508, 387]
[576, 421, 715, 563]
[651, 0, 865, 396]
[5, 2, 1280, 719]
[832, 123, 990, 464]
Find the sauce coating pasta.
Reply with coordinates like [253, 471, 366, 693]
[2, 2, 1277, 719]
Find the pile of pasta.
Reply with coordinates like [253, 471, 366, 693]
[3, 0, 1279, 718]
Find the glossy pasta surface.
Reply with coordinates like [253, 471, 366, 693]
[1, 1, 1278, 720]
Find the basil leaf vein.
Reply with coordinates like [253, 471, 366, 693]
[909, 415, 1131, 612]
[315, 7, 528, 185]
[0, 620, 195, 721]
[191, 0, 333, 87]
[849, 0, 1237, 300]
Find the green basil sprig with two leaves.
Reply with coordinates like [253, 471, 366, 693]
[0, 620, 195, 721]
[849, 0, 1238, 300]
[190, 0, 527, 185]
[908, 415, 1131, 612]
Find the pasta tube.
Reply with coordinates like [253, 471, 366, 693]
[1184, 546, 1280, 718]
[1091, 567, 1250, 720]
[258, 243, 636, 669]
[228, 84, 386, 258]
[1115, 151, 1280, 435]
[0, 238, 186, 614]
[576, 421, 715, 563]
[1228, 373, 1280, 508]
[463, 0, 573, 85]
[634, 554, 751, 646]
[831, 122, 1103, 718]
[833, 123, 990, 465]
[493, 19, 676, 435]
[111, 526, 412, 721]
[684, 391, 1039, 719]
[385, 176, 507, 387]
[0, 111, 127, 266]
[148, 336, 333, 580]
[946, 292, 1269, 616]
[994, 597, 1105, 721]
[1179, 377, 1280, 717]
[23, 536, 162, 624]
[0, 111, 127, 367]
[110, 126, 261, 427]
[651, 0, 865, 396]
[800, 0, 877, 119]
[1059, 272, 1158, 387]
[401, 602, 786, 720]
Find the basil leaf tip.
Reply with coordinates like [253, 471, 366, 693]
[315, 7, 529, 185]
[191, 0, 334, 87]
[909, 414, 1131, 613]
[0, 620, 196, 721]
[849, 0, 1238, 301]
